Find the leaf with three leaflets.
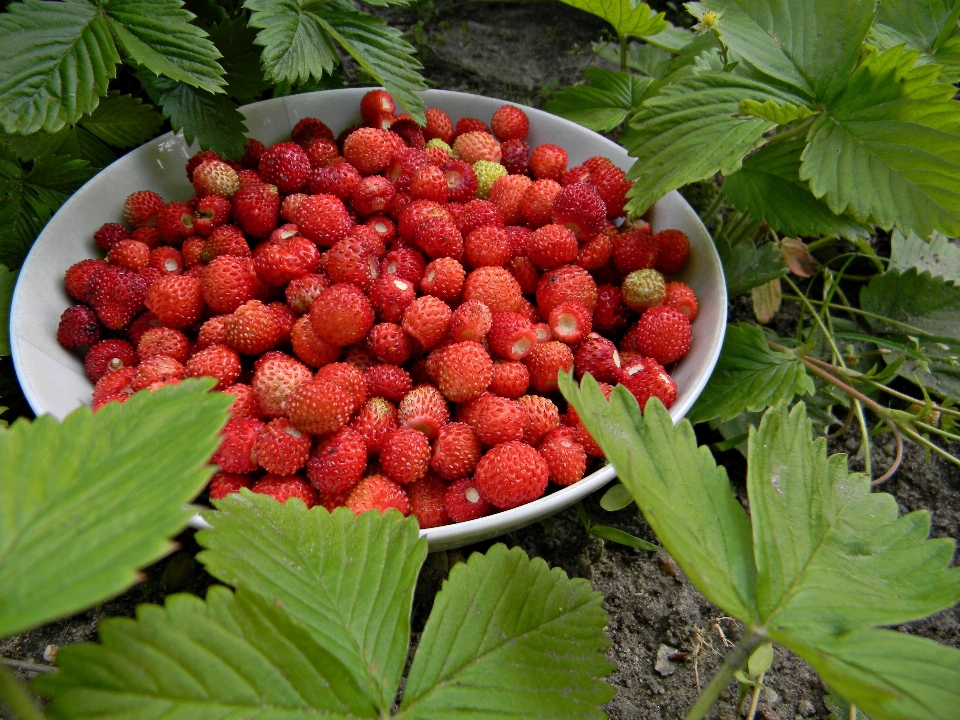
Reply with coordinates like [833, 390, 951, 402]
[687, 323, 814, 424]
[558, 0, 667, 40]
[871, 0, 960, 82]
[79, 92, 163, 149]
[889, 229, 960, 283]
[198, 496, 426, 710]
[0, 0, 119, 134]
[0, 264, 16, 356]
[245, 0, 341, 85]
[800, 45, 960, 237]
[103, 0, 225, 95]
[208, 16, 271, 101]
[725, 140, 871, 241]
[545, 68, 656, 132]
[559, 373, 759, 622]
[714, 234, 788, 297]
[401, 543, 615, 718]
[0, 380, 231, 638]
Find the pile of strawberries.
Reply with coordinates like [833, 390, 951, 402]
[56, 89, 697, 528]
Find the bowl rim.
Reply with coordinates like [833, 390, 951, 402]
[10, 87, 727, 551]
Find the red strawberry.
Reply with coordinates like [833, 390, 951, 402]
[524, 340, 574, 393]
[325, 236, 383, 294]
[410, 165, 449, 203]
[251, 352, 313, 418]
[588, 163, 632, 218]
[455, 199, 503, 236]
[343, 128, 394, 175]
[536, 264, 598, 317]
[380, 428, 431, 484]
[131, 354, 186, 391]
[500, 138, 530, 175]
[552, 183, 606, 241]
[620, 365, 678, 411]
[297, 194, 354, 248]
[398, 385, 449, 438]
[472, 394, 525, 446]
[351, 175, 396, 217]
[462, 266, 523, 313]
[253, 418, 312, 475]
[202, 224, 251, 261]
[517, 394, 559, 446]
[252, 475, 318, 508]
[529, 144, 567, 181]
[630, 305, 692, 365]
[307, 426, 368, 493]
[414, 217, 463, 261]
[528, 223, 578, 269]
[254, 234, 321, 287]
[464, 225, 511, 268]
[241, 138, 267, 169]
[350, 397, 399, 454]
[488, 174, 531, 225]
[593, 284, 631, 336]
[286, 273, 330, 314]
[202, 255, 261, 314]
[574, 333, 621, 384]
[424, 107, 454, 143]
[94, 222, 129, 252]
[474, 441, 549, 510]
[214, 417, 265, 473]
[233, 183, 280, 238]
[222, 383, 264, 421]
[85, 339, 138, 383]
[346, 474, 409, 516]
[435, 341, 493, 402]
[452, 131, 501, 164]
[208, 472, 254, 500]
[521, 179, 561, 228]
[310, 283, 375, 347]
[363, 365, 411, 404]
[137, 327, 190, 364]
[613, 226, 657, 274]
[449, 300, 492, 343]
[123, 191, 165, 227]
[303, 138, 340, 169]
[150, 246, 185, 275]
[144, 275, 205, 329]
[420, 257, 465, 303]
[360, 89, 396, 125]
[491, 105, 529, 141]
[455, 117, 491, 137]
[224, 300, 285, 355]
[488, 360, 529, 398]
[292, 116, 335, 146]
[548, 301, 592, 345]
[186, 344, 242, 390]
[87, 265, 148, 329]
[289, 316, 339, 368]
[57, 306, 101, 349]
[408, 474, 450, 528]
[430, 422, 482, 480]
[538, 427, 587, 486]
[287, 377, 356, 435]
[381, 247, 426, 287]
[576, 229, 614, 271]
[65, 259, 108, 302]
[445, 477, 491, 522]
[309, 162, 361, 200]
[402, 295, 452, 349]
[654, 229, 691, 275]
[258, 142, 311, 194]
[439, 160, 478, 202]
[157, 203, 195, 245]
[194, 194, 233, 236]
[664, 281, 698, 320]
[316, 362, 368, 413]
[368, 322, 415, 365]
[487, 312, 537, 361]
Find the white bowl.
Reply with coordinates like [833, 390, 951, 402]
[10, 88, 726, 551]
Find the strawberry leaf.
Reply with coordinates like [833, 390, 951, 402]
[687, 323, 814, 424]
[0, 0, 120, 134]
[871, 0, 960, 82]
[197, 496, 427, 711]
[0, 264, 16, 356]
[245, 0, 341, 85]
[715, 234, 788, 297]
[558, 0, 667, 40]
[0, 381, 231, 638]
[889, 229, 960, 283]
[207, 16, 271, 101]
[36, 586, 381, 718]
[78, 92, 163, 149]
[545, 68, 657, 132]
[401, 543, 616, 718]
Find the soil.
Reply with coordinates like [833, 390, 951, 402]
[2, 2, 959, 719]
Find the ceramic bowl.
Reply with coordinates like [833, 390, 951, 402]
[10, 88, 726, 551]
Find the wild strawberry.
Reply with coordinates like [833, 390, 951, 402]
[194, 194, 233, 236]
[408, 474, 450, 528]
[222, 383, 263, 421]
[131, 354, 186, 391]
[472, 394, 525, 446]
[574, 333, 621, 384]
[186, 344, 242, 390]
[449, 300, 492, 342]
[233, 183, 280, 238]
[286, 273, 330, 314]
[192, 159, 240, 198]
[465, 225, 512, 268]
[297, 194, 353, 248]
[252, 475, 318, 508]
[552, 183, 606, 240]
[549, 301, 592, 345]
[208, 472, 254, 500]
[534, 322, 552, 343]
[527, 224, 578, 269]
[381, 247, 426, 286]
[348, 175, 393, 217]
[453, 131, 501, 165]
[324, 233, 382, 295]
[566, 381, 613, 458]
[587, 163, 631, 218]
[315, 362, 367, 412]
[435, 341, 493, 402]
[137, 326, 190, 364]
[445, 477, 491, 522]
[562, 164, 591, 186]
[368, 322, 414, 365]
[521, 179, 561, 228]
[398, 385, 449, 438]
[430, 422, 482, 480]
[309, 162, 361, 200]
[65, 259, 107, 303]
[474, 441, 549, 510]
[621, 365, 678, 411]
[123, 191, 165, 227]
[201, 256, 259, 314]
[536, 264, 598, 317]
[254, 234, 320, 287]
[488, 360, 529, 398]
[303, 138, 340, 170]
[423, 141, 452, 165]
[252, 352, 313, 418]
[84, 339, 137, 383]
[380, 428, 431, 484]
[202, 224, 251, 262]
[593, 284, 631, 336]
[290, 315, 341, 368]
[576, 230, 614, 271]
[631, 305, 692, 365]
[500, 138, 530, 175]
[252, 418, 312, 475]
[517, 394, 560, 445]
[491, 105, 529, 141]
[257, 142, 311, 194]
[613, 226, 658, 274]
[350, 397, 399, 454]
[87, 265, 148, 329]
[390, 116, 425, 149]
[402, 295, 452, 349]
[538, 428, 586, 486]
[57, 306, 101, 350]
[489, 174, 531, 225]
[186, 150, 221, 180]
[462, 266, 523, 313]
[487, 312, 537, 361]
[307, 426, 368, 493]
[287, 377, 355, 435]
[308, 283, 374, 347]
[127, 312, 163, 347]
[455, 117, 491, 137]
[224, 300, 284, 355]
[455, 199, 503, 236]
[360, 89, 396, 125]
[529, 144, 567, 181]
[214, 418, 265, 473]
[94, 223, 129, 253]
[654, 229, 691, 275]
[420, 257, 465, 303]
[414, 217, 463, 261]
[343, 128, 394, 175]
[292, 116, 335, 146]
[144, 275, 204, 329]
[150, 246, 185, 276]
[524, 340, 574, 393]
[622, 268, 666, 311]
[409, 165, 449, 203]
[472, 160, 508, 200]
[240, 138, 267, 169]
[346, 474, 409, 516]
[664, 281, 698, 320]
[439, 160, 478, 202]
[157, 203, 196, 245]
[386, 147, 429, 184]
[424, 107, 454, 143]
[370, 274, 416, 323]
[364, 364, 412, 404]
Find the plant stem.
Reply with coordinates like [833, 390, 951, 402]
[0, 659, 54, 675]
[850, 704, 857, 720]
[619, 32, 628, 73]
[900, 425, 960, 467]
[0, 666, 45, 720]
[783, 278, 845, 364]
[745, 680, 763, 720]
[685, 631, 767, 720]
[863, 379, 960, 416]
[763, 115, 817, 146]
[780, 296, 938, 337]
[700, 186, 726, 223]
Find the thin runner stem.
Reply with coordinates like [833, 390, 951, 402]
[685, 632, 767, 720]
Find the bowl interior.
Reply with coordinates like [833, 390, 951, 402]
[10, 88, 726, 551]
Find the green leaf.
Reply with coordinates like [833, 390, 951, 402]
[749, 403, 960, 634]
[36, 586, 379, 718]
[715, 235, 789, 297]
[738, 99, 814, 125]
[889, 228, 960, 283]
[557, 0, 667, 40]
[590, 525, 661, 551]
[145, 76, 249, 159]
[197, 495, 427, 710]
[245, 0, 341, 85]
[645, 20, 695, 52]
[103, 0, 226, 95]
[800, 45, 960, 237]
[207, 16, 271, 101]
[725, 140, 871, 241]
[872, 0, 960, 82]
[860, 269, 960, 340]
[825, 692, 870, 720]
[545, 68, 656, 132]
[559, 372, 758, 623]
[599, 481, 634, 511]
[594, 40, 675, 77]
[747, 643, 773, 678]
[622, 72, 803, 214]
[0, 381, 231, 638]
[688, 323, 815, 424]
[0, 0, 119, 134]
[692, 0, 875, 102]
[0, 264, 16, 356]
[401, 543, 615, 718]
[78, 92, 163, 149]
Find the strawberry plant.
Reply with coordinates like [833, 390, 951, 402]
[561, 372, 960, 719]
